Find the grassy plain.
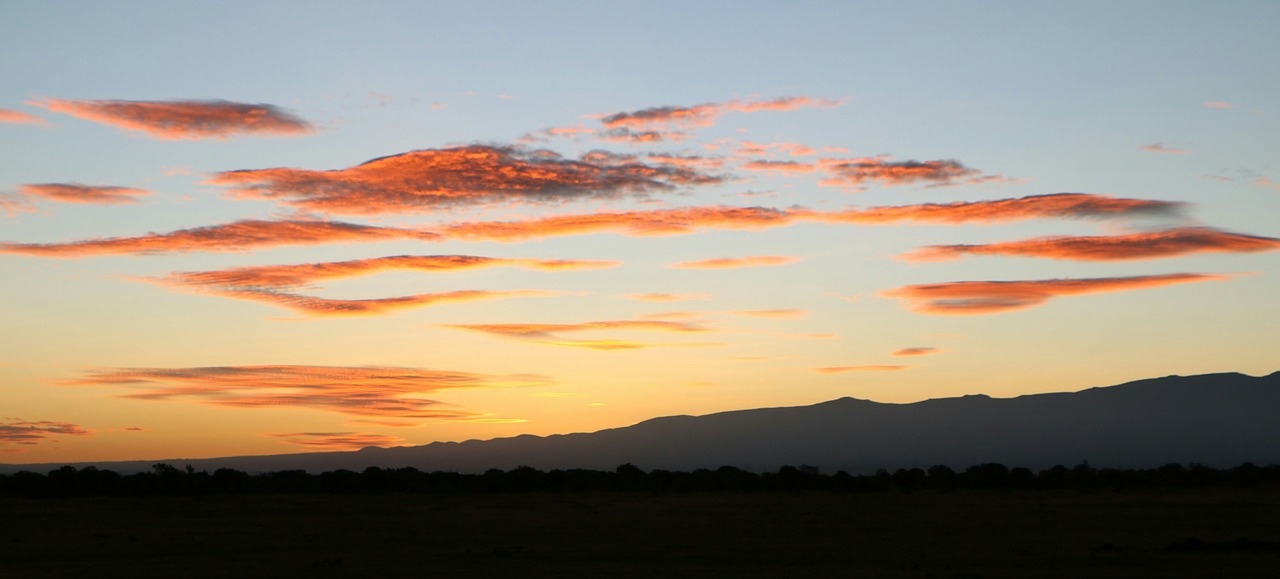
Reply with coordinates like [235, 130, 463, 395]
[3, 488, 1279, 578]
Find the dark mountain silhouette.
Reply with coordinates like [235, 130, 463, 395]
[4, 371, 1278, 474]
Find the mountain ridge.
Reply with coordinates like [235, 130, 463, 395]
[4, 371, 1278, 474]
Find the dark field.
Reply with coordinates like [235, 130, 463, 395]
[3, 489, 1279, 578]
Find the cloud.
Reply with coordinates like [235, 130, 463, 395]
[0, 419, 92, 446]
[0, 194, 36, 217]
[892, 347, 941, 357]
[740, 160, 820, 174]
[156, 255, 620, 290]
[444, 319, 708, 350]
[668, 255, 798, 269]
[1139, 143, 1190, 155]
[735, 141, 820, 157]
[29, 98, 313, 140]
[728, 309, 808, 319]
[4, 194, 1184, 257]
[623, 293, 712, 302]
[441, 205, 795, 241]
[598, 96, 841, 131]
[0, 219, 438, 257]
[209, 145, 723, 215]
[18, 183, 152, 204]
[812, 365, 907, 373]
[0, 108, 48, 126]
[881, 273, 1233, 315]
[186, 288, 556, 317]
[1204, 101, 1233, 109]
[811, 193, 1185, 225]
[900, 228, 1280, 262]
[266, 431, 403, 451]
[819, 158, 998, 190]
[69, 365, 547, 420]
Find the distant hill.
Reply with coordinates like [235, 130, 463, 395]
[4, 371, 1279, 475]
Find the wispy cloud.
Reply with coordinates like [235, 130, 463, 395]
[892, 347, 941, 357]
[728, 309, 808, 319]
[740, 160, 820, 174]
[156, 255, 619, 290]
[900, 228, 1280, 262]
[812, 365, 907, 373]
[441, 205, 795, 241]
[810, 193, 1185, 225]
[0, 419, 92, 447]
[668, 255, 798, 269]
[69, 365, 547, 420]
[266, 431, 403, 450]
[881, 273, 1233, 315]
[819, 158, 1002, 190]
[1139, 143, 1189, 155]
[0, 194, 36, 217]
[0, 108, 48, 126]
[445, 319, 708, 350]
[30, 98, 313, 140]
[0, 219, 437, 257]
[599, 96, 841, 132]
[186, 288, 556, 317]
[623, 292, 712, 302]
[209, 145, 723, 215]
[18, 183, 152, 204]
[1204, 101, 1233, 109]
[2, 194, 1185, 256]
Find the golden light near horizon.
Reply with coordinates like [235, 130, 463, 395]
[2, 2, 1278, 463]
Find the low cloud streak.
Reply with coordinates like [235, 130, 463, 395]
[881, 273, 1233, 315]
[30, 98, 313, 140]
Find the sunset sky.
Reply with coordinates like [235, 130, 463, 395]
[2, 1, 1278, 464]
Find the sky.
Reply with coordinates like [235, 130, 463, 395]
[2, 1, 1278, 464]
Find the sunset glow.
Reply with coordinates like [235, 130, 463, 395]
[2, 2, 1276, 464]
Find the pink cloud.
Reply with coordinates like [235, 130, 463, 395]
[70, 365, 547, 421]
[30, 98, 314, 140]
[19, 183, 152, 204]
[266, 432, 403, 450]
[0, 108, 48, 126]
[812, 365, 907, 373]
[900, 228, 1280, 262]
[1139, 143, 1190, 155]
[892, 347, 941, 357]
[881, 273, 1233, 315]
[668, 255, 799, 270]
[0, 419, 92, 447]
[209, 145, 723, 215]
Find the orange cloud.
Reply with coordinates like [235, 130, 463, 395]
[736, 141, 820, 157]
[266, 432, 403, 450]
[209, 145, 722, 215]
[819, 158, 994, 189]
[441, 205, 795, 241]
[0, 194, 36, 217]
[30, 98, 313, 140]
[0, 108, 48, 126]
[599, 96, 841, 131]
[1140, 143, 1189, 155]
[892, 347, 941, 357]
[69, 365, 547, 420]
[157, 255, 619, 289]
[881, 273, 1233, 315]
[624, 293, 712, 302]
[0, 419, 92, 447]
[192, 288, 556, 317]
[900, 228, 1280, 262]
[669, 255, 798, 269]
[0, 219, 437, 257]
[728, 309, 808, 319]
[812, 365, 907, 373]
[811, 193, 1184, 225]
[740, 160, 820, 174]
[445, 319, 708, 350]
[18, 183, 152, 204]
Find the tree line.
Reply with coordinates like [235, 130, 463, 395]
[2, 462, 1278, 498]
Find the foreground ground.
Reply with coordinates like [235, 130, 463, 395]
[2, 488, 1279, 578]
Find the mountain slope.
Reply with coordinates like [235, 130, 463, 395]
[5, 371, 1279, 474]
